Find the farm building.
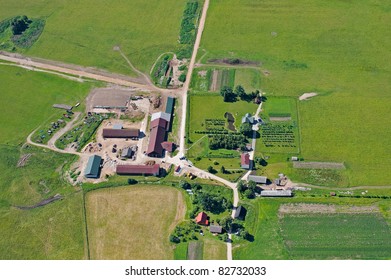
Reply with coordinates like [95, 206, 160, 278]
[195, 212, 209, 226]
[151, 112, 171, 123]
[248, 175, 267, 184]
[241, 113, 254, 124]
[291, 156, 299, 161]
[85, 155, 102, 179]
[241, 153, 252, 169]
[121, 147, 133, 158]
[260, 190, 292, 197]
[165, 96, 175, 115]
[147, 125, 166, 157]
[53, 104, 73, 110]
[102, 128, 139, 139]
[234, 205, 247, 220]
[150, 118, 169, 131]
[161, 141, 175, 153]
[116, 164, 160, 176]
[210, 225, 223, 234]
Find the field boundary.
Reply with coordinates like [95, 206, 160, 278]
[293, 162, 345, 169]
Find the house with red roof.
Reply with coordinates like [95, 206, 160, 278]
[241, 153, 252, 169]
[195, 212, 209, 226]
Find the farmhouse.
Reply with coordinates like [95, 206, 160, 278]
[116, 164, 160, 176]
[195, 212, 209, 226]
[210, 225, 223, 234]
[241, 153, 252, 169]
[103, 128, 140, 139]
[234, 205, 247, 220]
[241, 113, 254, 124]
[248, 175, 267, 184]
[85, 155, 102, 179]
[165, 96, 175, 116]
[260, 190, 292, 197]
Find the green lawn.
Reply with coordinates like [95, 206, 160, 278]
[199, 0, 391, 186]
[281, 213, 391, 259]
[234, 68, 260, 92]
[0, 0, 185, 75]
[0, 64, 92, 145]
[234, 198, 391, 260]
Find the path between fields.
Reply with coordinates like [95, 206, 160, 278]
[0, 52, 175, 94]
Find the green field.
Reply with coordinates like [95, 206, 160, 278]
[199, 0, 391, 186]
[234, 68, 260, 92]
[234, 198, 391, 260]
[281, 213, 391, 259]
[0, 65, 92, 145]
[0, 145, 85, 259]
[0, 0, 185, 74]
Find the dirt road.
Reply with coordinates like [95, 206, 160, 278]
[0, 52, 174, 93]
[178, 0, 210, 157]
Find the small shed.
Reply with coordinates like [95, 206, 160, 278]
[195, 212, 209, 226]
[234, 205, 247, 220]
[260, 190, 292, 197]
[121, 147, 133, 158]
[291, 156, 299, 161]
[241, 113, 255, 124]
[165, 96, 175, 115]
[210, 225, 223, 234]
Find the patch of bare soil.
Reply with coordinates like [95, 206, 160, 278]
[15, 194, 63, 210]
[208, 58, 260, 66]
[262, 70, 271, 76]
[279, 203, 379, 215]
[299, 92, 318, 101]
[198, 70, 207, 77]
[210, 70, 219, 91]
[270, 117, 292, 121]
[17, 154, 32, 167]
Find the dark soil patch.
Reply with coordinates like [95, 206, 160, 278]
[15, 194, 63, 210]
[208, 58, 260, 66]
[224, 112, 236, 132]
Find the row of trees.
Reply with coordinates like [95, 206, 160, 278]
[220, 85, 261, 102]
[209, 134, 247, 150]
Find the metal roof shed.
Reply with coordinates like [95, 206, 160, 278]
[165, 97, 175, 115]
[85, 155, 102, 178]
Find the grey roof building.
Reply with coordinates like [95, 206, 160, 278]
[260, 190, 292, 197]
[165, 96, 175, 115]
[234, 205, 247, 220]
[121, 147, 133, 158]
[210, 225, 223, 234]
[242, 113, 255, 124]
[85, 155, 102, 179]
[248, 175, 267, 184]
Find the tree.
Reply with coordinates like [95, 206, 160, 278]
[239, 229, 251, 240]
[220, 216, 233, 232]
[207, 166, 216, 174]
[235, 85, 247, 100]
[220, 86, 236, 102]
[237, 180, 247, 193]
[179, 180, 191, 190]
[240, 122, 253, 137]
[169, 234, 180, 243]
[244, 189, 255, 199]
[248, 180, 257, 192]
[11, 16, 30, 35]
[220, 165, 226, 174]
[127, 178, 138, 185]
[178, 73, 186, 82]
[197, 193, 223, 213]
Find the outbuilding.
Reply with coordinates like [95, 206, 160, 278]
[195, 212, 209, 226]
[248, 175, 267, 184]
[234, 205, 247, 220]
[85, 155, 102, 179]
[210, 225, 223, 234]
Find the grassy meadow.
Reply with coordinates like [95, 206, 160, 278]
[0, 0, 185, 75]
[199, 0, 391, 186]
[86, 185, 186, 260]
[234, 198, 391, 260]
[0, 64, 92, 145]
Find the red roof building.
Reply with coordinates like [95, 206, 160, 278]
[195, 212, 209, 226]
[241, 153, 251, 170]
[161, 141, 175, 152]
[103, 128, 139, 139]
[147, 125, 166, 157]
[116, 164, 160, 176]
[150, 118, 169, 131]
